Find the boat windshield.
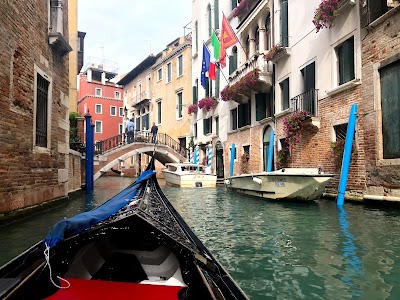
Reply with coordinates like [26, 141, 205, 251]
[181, 165, 202, 172]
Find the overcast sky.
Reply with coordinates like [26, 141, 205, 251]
[78, 0, 192, 76]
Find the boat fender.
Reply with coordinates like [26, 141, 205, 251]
[224, 179, 231, 185]
[195, 182, 202, 188]
[252, 177, 262, 185]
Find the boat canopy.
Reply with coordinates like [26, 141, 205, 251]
[44, 170, 156, 248]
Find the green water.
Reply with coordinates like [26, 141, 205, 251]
[1, 177, 400, 299]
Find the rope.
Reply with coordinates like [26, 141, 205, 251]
[44, 244, 71, 289]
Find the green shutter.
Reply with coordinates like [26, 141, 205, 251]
[214, 0, 219, 30]
[281, 78, 290, 110]
[231, 0, 237, 9]
[381, 60, 400, 158]
[281, 0, 289, 47]
[256, 93, 267, 121]
[339, 37, 355, 85]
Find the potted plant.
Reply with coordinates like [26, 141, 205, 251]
[277, 146, 290, 169]
[330, 140, 356, 170]
[312, 0, 340, 33]
[221, 69, 260, 101]
[264, 44, 286, 62]
[240, 152, 250, 174]
[187, 104, 198, 115]
[198, 97, 218, 111]
[282, 110, 309, 151]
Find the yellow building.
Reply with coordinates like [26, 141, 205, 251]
[68, 0, 78, 113]
[151, 36, 193, 150]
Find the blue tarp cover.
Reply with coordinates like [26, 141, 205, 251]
[44, 170, 155, 248]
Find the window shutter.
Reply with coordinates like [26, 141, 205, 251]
[214, 0, 219, 30]
[215, 69, 220, 98]
[281, 0, 289, 47]
[256, 93, 267, 121]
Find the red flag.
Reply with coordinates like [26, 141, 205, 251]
[219, 14, 239, 69]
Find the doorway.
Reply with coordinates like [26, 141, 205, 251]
[215, 141, 224, 178]
[263, 126, 274, 171]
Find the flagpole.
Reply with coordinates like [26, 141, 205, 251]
[211, 28, 230, 86]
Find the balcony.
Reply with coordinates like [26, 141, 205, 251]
[132, 91, 152, 107]
[229, 52, 273, 96]
[291, 89, 320, 128]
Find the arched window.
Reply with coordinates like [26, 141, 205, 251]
[263, 126, 274, 171]
[255, 26, 260, 52]
[265, 13, 271, 50]
[195, 21, 198, 52]
[208, 4, 212, 37]
[229, 46, 238, 75]
[245, 35, 250, 58]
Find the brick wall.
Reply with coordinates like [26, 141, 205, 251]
[360, 9, 400, 195]
[0, 1, 70, 213]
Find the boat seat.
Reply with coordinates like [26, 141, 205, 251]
[44, 278, 185, 300]
[91, 252, 148, 283]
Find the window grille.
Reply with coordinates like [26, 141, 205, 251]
[35, 73, 49, 147]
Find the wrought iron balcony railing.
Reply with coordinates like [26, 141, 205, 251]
[291, 89, 319, 116]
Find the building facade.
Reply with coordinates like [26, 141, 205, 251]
[77, 61, 124, 143]
[0, 0, 72, 213]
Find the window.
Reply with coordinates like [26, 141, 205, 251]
[231, 108, 238, 130]
[157, 101, 162, 124]
[380, 59, 400, 159]
[266, 13, 271, 50]
[95, 121, 102, 133]
[119, 124, 123, 135]
[229, 47, 238, 75]
[238, 101, 251, 128]
[334, 123, 348, 141]
[110, 106, 116, 116]
[280, 0, 289, 47]
[215, 116, 219, 136]
[34, 70, 51, 148]
[177, 92, 183, 119]
[280, 78, 290, 110]
[115, 91, 121, 99]
[256, 93, 273, 121]
[95, 104, 102, 114]
[231, 0, 238, 10]
[95, 88, 102, 96]
[177, 55, 183, 76]
[195, 21, 198, 53]
[300, 62, 316, 115]
[214, 0, 219, 30]
[119, 107, 123, 116]
[194, 79, 199, 104]
[337, 37, 355, 85]
[194, 123, 198, 138]
[243, 145, 250, 157]
[166, 63, 172, 83]
[157, 68, 162, 81]
[204, 117, 212, 135]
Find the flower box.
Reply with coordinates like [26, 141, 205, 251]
[221, 68, 260, 102]
[198, 97, 218, 111]
[264, 45, 289, 63]
[187, 104, 198, 115]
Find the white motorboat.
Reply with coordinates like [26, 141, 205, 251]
[162, 163, 217, 188]
[224, 168, 334, 201]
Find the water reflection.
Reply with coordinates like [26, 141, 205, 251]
[1, 178, 400, 299]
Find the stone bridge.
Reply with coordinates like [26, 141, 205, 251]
[93, 142, 186, 181]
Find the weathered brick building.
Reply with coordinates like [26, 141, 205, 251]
[360, 3, 400, 196]
[0, 0, 72, 213]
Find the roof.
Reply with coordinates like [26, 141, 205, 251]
[117, 53, 162, 85]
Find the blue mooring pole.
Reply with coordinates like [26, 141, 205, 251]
[229, 144, 236, 177]
[84, 113, 94, 193]
[337, 104, 358, 206]
[90, 122, 95, 191]
[267, 130, 275, 172]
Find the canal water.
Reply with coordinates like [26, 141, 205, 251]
[1, 176, 400, 299]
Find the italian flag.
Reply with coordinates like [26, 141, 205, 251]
[209, 32, 220, 80]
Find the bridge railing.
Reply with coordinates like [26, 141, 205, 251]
[95, 131, 188, 158]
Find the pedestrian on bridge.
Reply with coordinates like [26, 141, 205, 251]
[151, 122, 158, 143]
[126, 118, 135, 143]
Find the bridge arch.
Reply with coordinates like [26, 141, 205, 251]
[94, 144, 185, 181]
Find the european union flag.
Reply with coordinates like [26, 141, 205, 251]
[201, 44, 210, 90]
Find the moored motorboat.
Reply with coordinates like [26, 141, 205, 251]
[0, 160, 248, 300]
[162, 163, 217, 188]
[225, 168, 334, 201]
